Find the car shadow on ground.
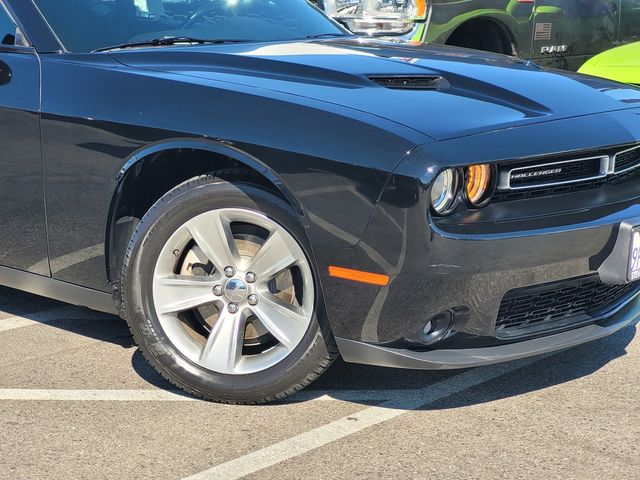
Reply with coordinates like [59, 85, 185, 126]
[2, 286, 636, 408]
[301, 325, 638, 409]
[136, 320, 637, 408]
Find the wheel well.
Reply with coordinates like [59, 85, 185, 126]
[106, 148, 288, 285]
[445, 18, 516, 56]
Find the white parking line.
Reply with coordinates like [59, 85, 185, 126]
[0, 302, 555, 480]
[182, 354, 548, 480]
[0, 307, 110, 333]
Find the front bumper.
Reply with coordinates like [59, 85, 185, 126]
[315, 112, 640, 355]
[318, 170, 640, 345]
[335, 292, 640, 369]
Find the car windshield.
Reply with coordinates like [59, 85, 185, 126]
[33, 0, 349, 53]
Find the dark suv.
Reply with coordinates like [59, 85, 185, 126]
[319, 0, 640, 70]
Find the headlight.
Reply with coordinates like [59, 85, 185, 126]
[324, 0, 428, 36]
[465, 164, 495, 207]
[430, 168, 461, 215]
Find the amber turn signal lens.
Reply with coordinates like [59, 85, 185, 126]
[465, 164, 493, 206]
[415, 0, 427, 18]
[328, 266, 390, 286]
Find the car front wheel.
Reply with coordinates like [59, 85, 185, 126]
[120, 175, 336, 403]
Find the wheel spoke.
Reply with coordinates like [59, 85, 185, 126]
[152, 207, 316, 375]
[199, 311, 245, 373]
[249, 230, 298, 281]
[251, 294, 309, 350]
[185, 211, 239, 272]
[153, 275, 217, 315]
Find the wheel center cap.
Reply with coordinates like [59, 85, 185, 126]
[224, 278, 248, 302]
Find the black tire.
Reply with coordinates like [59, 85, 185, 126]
[120, 175, 338, 404]
[446, 20, 514, 55]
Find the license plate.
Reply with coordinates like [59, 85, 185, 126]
[628, 229, 640, 282]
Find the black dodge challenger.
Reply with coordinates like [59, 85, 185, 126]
[1, 0, 640, 403]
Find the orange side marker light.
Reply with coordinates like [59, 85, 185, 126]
[328, 266, 390, 286]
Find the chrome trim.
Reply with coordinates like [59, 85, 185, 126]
[498, 155, 610, 191]
[430, 168, 462, 215]
[325, 0, 429, 40]
[613, 144, 640, 174]
[396, 20, 427, 41]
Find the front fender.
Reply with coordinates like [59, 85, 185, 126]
[40, 53, 422, 291]
[114, 138, 304, 213]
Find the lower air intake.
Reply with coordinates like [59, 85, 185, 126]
[496, 275, 640, 338]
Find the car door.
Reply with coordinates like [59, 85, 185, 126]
[0, 3, 48, 275]
[532, 0, 620, 70]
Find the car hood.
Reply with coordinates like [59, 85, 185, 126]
[111, 38, 640, 141]
[578, 42, 640, 86]
[581, 41, 640, 68]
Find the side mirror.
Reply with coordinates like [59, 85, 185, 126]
[1, 34, 14, 46]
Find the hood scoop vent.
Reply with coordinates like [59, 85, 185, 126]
[368, 75, 449, 90]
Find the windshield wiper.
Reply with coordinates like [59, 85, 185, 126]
[93, 37, 254, 53]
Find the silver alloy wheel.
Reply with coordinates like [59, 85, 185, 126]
[152, 208, 315, 375]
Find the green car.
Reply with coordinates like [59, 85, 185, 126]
[578, 41, 640, 85]
[318, 0, 640, 71]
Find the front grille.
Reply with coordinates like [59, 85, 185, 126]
[493, 158, 640, 202]
[508, 157, 603, 189]
[614, 145, 640, 173]
[494, 143, 640, 202]
[496, 276, 639, 337]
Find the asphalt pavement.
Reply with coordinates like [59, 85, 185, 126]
[0, 285, 638, 480]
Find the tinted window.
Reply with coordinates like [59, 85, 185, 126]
[33, 0, 347, 53]
[0, 6, 16, 45]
